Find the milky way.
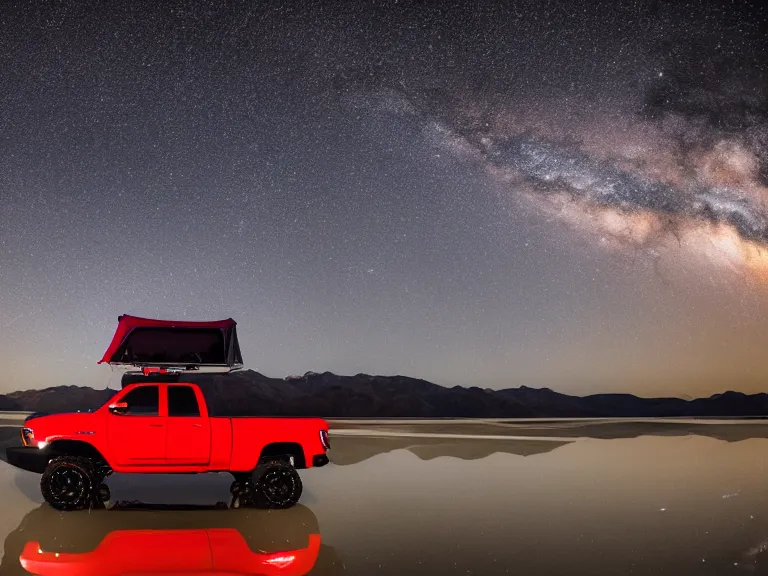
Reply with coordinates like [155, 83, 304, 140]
[371, 84, 768, 282]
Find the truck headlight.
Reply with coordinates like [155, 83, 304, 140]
[21, 428, 34, 446]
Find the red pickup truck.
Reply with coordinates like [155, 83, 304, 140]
[5, 315, 331, 511]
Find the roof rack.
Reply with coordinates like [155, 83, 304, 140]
[140, 366, 185, 376]
[118, 364, 243, 388]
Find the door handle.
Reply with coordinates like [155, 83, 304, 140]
[192, 424, 202, 428]
[149, 424, 163, 428]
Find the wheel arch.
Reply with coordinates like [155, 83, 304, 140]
[46, 439, 111, 467]
[258, 442, 307, 469]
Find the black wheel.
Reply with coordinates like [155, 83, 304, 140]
[97, 483, 111, 503]
[230, 479, 255, 508]
[40, 456, 96, 511]
[252, 459, 303, 509]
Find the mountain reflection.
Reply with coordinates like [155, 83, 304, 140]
[327, 420, 768, 465]
[328, 435, 570, 465]
[0, 502, 342, 576]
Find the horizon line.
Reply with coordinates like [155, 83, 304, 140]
[1, 369, 763, 403]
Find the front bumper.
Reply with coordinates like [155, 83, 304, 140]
[312, 453, 329, 468]
[5, 447, 50, 474]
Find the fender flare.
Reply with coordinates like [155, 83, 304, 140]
[44, 438, 113, 469]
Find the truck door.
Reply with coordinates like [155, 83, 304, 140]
[165, 384, 211, 465]
[107, 385, 166, 465]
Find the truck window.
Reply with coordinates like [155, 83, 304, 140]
[121, 385, 159, 416]
[168, 385, 201, 417]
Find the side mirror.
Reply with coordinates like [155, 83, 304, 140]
[108, 402, 128, 415]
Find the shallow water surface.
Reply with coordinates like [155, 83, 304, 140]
[314, 434, 768, 575]
[2, 426, 768, 574]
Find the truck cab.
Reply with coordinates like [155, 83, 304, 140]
[107, 380, 215, 466]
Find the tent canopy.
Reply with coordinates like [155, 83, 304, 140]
[98, 315, 243, 369]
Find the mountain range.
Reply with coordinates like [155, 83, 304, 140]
[1, 370, 767, 418]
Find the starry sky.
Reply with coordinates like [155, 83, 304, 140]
[1, 0, 767, 397]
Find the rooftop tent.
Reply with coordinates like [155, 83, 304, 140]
[98, 315, 243, 369]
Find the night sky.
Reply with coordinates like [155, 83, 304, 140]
[1, 1, 767, 397]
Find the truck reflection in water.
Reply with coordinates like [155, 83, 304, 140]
[0, 501, 341, 576]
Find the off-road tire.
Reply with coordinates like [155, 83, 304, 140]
[40, 456, 97, 511]
[251, 459, 303, 509]
[93, 482, 111, 508]
[229, 479, 255, 508]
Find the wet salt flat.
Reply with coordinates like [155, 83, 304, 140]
[2, 420, 768, 574]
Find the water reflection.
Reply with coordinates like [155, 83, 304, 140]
[0, 502, 342, 576]
[328, 434, 569, 465]
[327, 420, 768, 465]
[309, 434, 768, 575]
[6, 426, 768, 574]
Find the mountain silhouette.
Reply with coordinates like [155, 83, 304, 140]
[2, 370, 768, 418]
[0, 396, 21, 411]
